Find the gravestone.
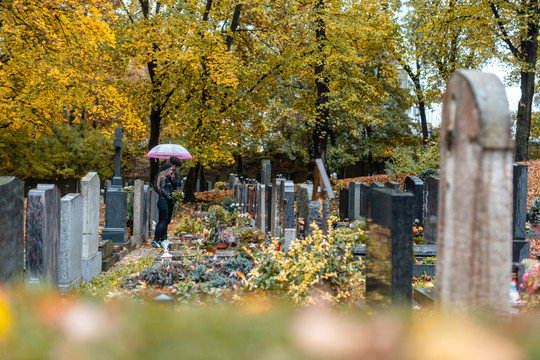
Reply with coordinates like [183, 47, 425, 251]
[103, 179, 111, 204]
[365, 188, 414, 306]
[102, 128, 127, 244]
[437, 70, 513, 315]
[339, 188, 349, 220]
[195, 179, 200, 193]
[404, 176, 424, 225]
[80, 172, 102, 282]
[26, 184, 61, 285]
[282, 180, 296, 250]
[385, 181, 401, 192]
[423, 176, 439, 244]
[0, 177, 24, 282]
[131, 179, 145, 248]
[59, 193, 83, 292]
[296, 184, 312, 238]
[271, 177, 286, 238]
[359, 183, 371, 218]
[262, 159, 271, 185]
[143, 185, 149, 240]
[372, 182, 385, 189]
[513, 164, 529, 262]
[264, 184, 272, 234]
[229, 174, 238, 193]
[256, 184, 266, 232]
[207, 181, 212, 192]
[348, 182, 361, 221]
[311, 159, 335, 235]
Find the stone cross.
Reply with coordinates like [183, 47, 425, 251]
[112, 127, 123, 186]
[436, 70, 513, 315]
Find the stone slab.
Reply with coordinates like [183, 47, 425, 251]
[82, 251, 102, 282]
[59, 193, 83, 291]
[0, 176, 24, 282]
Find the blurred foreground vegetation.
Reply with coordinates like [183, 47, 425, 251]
[3, 285, 540, 360]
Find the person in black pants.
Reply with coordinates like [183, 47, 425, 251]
[152, 163, 177, 249]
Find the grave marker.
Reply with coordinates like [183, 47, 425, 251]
[282, 180, 296, 250]
[262, 159, 271, 185]
[339, 188, 349, 220]
[131, 179, 145, 248]
[80, 172, 102, 282]
[26, 184, 61, 285]
[365, 188, 414, 306]
[513, 164, 529, 262]
[0, 177, 24, 282]
[102, 128, 128, 244]
[348, 182, 361, 221]
[312, 159, 335, 235]
[59, 193, 83, 291]
[436, 70, 513, 315]
[404, 176, 424, 226]
[423, 176, 439, 243]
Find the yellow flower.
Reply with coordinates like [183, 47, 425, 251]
[0, 291, 12, 339]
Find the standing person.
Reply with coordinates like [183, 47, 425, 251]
[169, 155, 183, 191]
[152, 163, 177, 249]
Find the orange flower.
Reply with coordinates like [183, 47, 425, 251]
[413, 227, 418, 233]
[418, 227, 423, 231]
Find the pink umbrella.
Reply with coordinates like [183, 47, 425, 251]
[146, 144, 192, 159]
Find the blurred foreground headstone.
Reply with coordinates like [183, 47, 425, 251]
[436, 71, 512, 315]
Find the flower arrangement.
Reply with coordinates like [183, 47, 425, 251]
[520, 264, 540, 306]
[237, 212, 252, 227]
[172, 190, 184, 202]
[412, 219, 424, 244]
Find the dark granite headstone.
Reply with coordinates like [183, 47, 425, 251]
[265, 184, 272, 234]
[404, 176, 424, 226]
[0, 177, 24, 282]
[339, 188, 349, 220]
[513, 164, 529, 262]
[385, 181, 401, 192]
[365, 188, 413, 307]
[26, 184, 61, 285]
[348, 182, 361, 220]
[371, 182, 385, 189]
[359, 183, 371, 218]
[262, 159, 271, 185]
[102, 128, 127, 244]
[423, 176, 439, 244]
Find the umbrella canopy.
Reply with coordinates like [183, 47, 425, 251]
[146, 144, 192, 159]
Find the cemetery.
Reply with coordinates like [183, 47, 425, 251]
[5, 0, 540, 355]
[3, 70, 540, 358]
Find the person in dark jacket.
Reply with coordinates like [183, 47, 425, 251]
[152, 163, 177, 248]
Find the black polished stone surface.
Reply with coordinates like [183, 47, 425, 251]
[404, 176, 424, 226]
[513, 164, 528, 240]
[366, 188, 413, 307]
[423, 176, 439, 244]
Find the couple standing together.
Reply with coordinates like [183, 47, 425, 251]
[152, 155, 183, 249]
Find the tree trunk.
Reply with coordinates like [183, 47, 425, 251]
[183, 162, 202, 203]
[515, 70, 535, 161]
[313, 0, 330, 166]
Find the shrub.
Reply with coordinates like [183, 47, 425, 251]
[214, 181, 228, 190]
[222, 196, 240, 213]
[125, 185, 134, 229]
[243, 223, 365, 306]
[174, 216, 205, 235]
[527, 198, 540, 225]
[235, 227, 265, 244]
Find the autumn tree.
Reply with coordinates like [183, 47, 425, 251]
[0, 0, 144, 179]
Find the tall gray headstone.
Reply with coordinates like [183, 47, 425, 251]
[271, 177, 286, 238]
[297, 184, 313, 238]
[81, 172, 102, 282]
[404, 176, 424, 226]
[143, 185, 149, 240]
[423, 176, 439, 244]
[256, 184, 266, 232]
[131, 179, 145, 248]
[26, 184, 61, 285]
[59, 193, 83, 292]
[513, 164, 529, 262]
[102, 128, 127, 244]
[437, 70, 513, 315]
[262, 159, 271, 185]
[282, 180, 296, 251]
[348, 182, 361, 221]
[0, 177, 24, 282]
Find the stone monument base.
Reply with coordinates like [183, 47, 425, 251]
[82, 252, 102, 282]
[58, 274, 82, 293]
